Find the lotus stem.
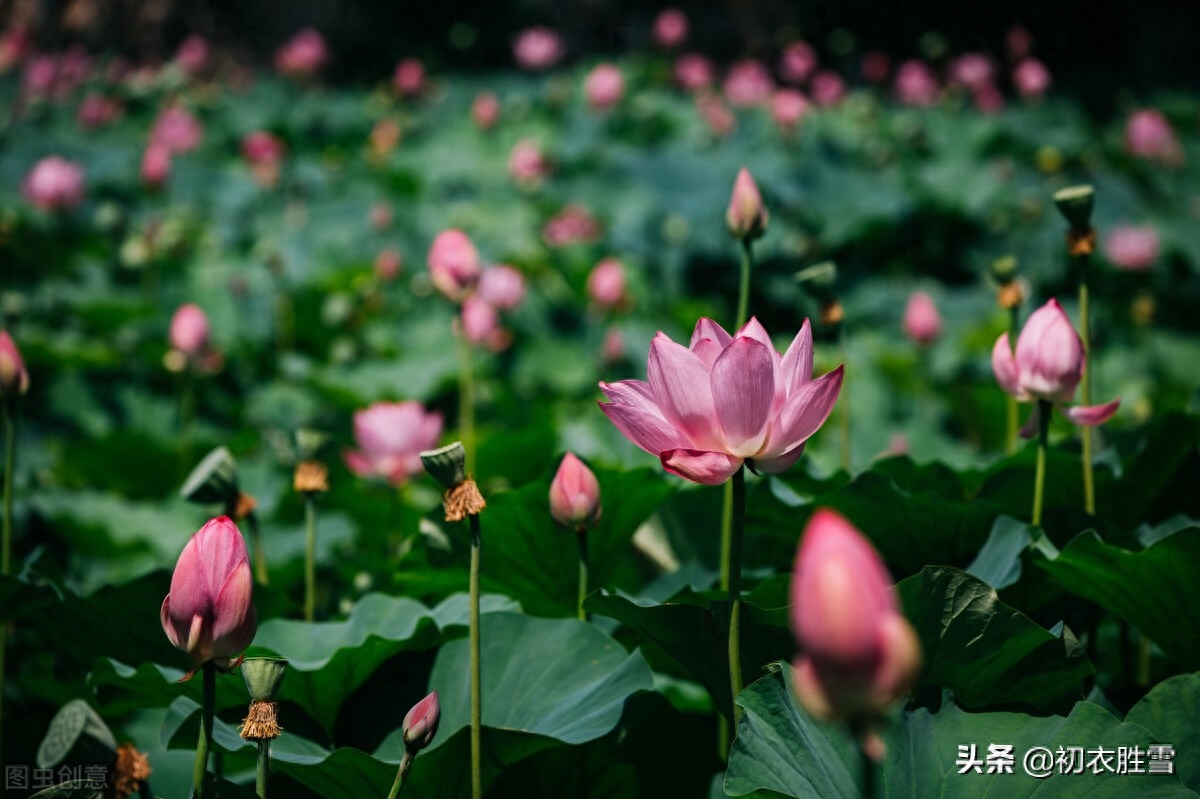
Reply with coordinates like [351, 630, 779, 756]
[727, 466, 746, 731]
[193, 662, 216, 799]
[1077, 256, 1095, 515]
[256, 740, 269, 798]
[387, 752, 415, 799]
[1032, 399, 1051, 528]
[304, 493, 317, 621]
[576, 529, 589, 622]
[839, 330, 851, 472]
[736, 238, 753, 329]
[468, 512, 483, 799]
[1006, 306, 1021, 455]
[457, 337, 477, 477]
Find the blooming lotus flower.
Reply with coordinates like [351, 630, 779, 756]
[584, 63, 624, 110]
[653, 9, 688, 49]
[275, 28, 328, 78]
[599, 317, 843, 485]
[771, 89, 809, 133]
[513, 27, 564, 71]
[587, 258, 627, 310]
[903, 291, 941, 345]
[549, 452, 602, 529]
[1104, 225, 1159, 271]
[160, 517, 257, 670]
[893, 60, 939, 106]
[170, 303, 210, 357]
[1013, 58, 1050, 99]
[471, 91, 500, 129]
[23, 156, 84, 211]
[723, 60, 773, 107]
[343, 401, 443, 486]
[1125, 109, 1183, 166]
[809, 70, 846, 107]
[150, 105, 202, 154]
[790, 509, 920, 749]
[992, 299, 1120, 431]
[141, 144, 171, 189]
[726, 168, 768, 240]
[402, 691, 441, 753]
[393, 58, 426, 97]
[427, 229, 482, 302]
[674, 53, 714, 91]
[477, 265, 525, 310]
[0, 331, 30, 398]
[779, 41, 817, 85]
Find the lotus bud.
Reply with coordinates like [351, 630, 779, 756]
[402, 691, 441, 754]
[170, 303, 209, 358]
[141, 144, 171, 189]
[726, 168, 768, 240]
[0, 330, 30, 398]
[652, 9, 688, 49]
[427, 229, 482, 302]
[584, 63, 624, 110]
[549, 452, 602, 530]
[477, 264, 525, 310]
[587, 258, 627, 310]
[903, 291, 941, 345]
[471, 91, 501, 130]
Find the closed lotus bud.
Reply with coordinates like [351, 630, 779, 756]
[903, 291, 941, 345]
[392, 58, 426, 98]
[653, 8, 688, 49]
[477, 264, 525, 310]
[471, 91, 501, 130]
[0, 330, 30, 398]
[1013, 58, 1050, 100]
[460, 296, 499, 346]
[549, 452, 602, 530]
[584, 63, 624, 110]
[587, 258, 627, 309]
[402, 691, 440, 753]
[170, 303, 210, 357]
[160, 516, 257, 670]
[1104, 225, 1159, 271]
[427, 229, 482, 302]
[141, 144, 171, 189]
[1003, 298, 1083, 404]
[726, 168, 768, 240]
[23, 155, 85, 211]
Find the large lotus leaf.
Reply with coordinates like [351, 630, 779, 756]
[1036, 529, 1200, 668]
[1125, 673, 1200, 792]
[1103, 412, 1200, 532]
[726, 664, 1198, 798]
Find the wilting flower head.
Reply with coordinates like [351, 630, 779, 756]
[587, 257, 627, 310]
[508, 138, 549, 185]
[809, 70, 846, 107]
[1104, 225, 1160, 271]
[599, 317, 843, 485]
[477, 264, 526, 310]
[779, 41, 818, 85]
[1125, 109, 1183, 166]
[723, 60, 773, 107]
[161, 516, 257, 670]
[402, 691, 441, 754]
[726, 168, 768, 240]
[275, 28, 328, 78]
[771, 89, 809, 132]
[903, 291, 941, 345]
[175, 34, 210, 75]
[893, 60, 939, 106]
[790, 509, 920, 754]
[23, 155, 85, 211]
[513, 27, 564, 71]
[427, 229, 482, 302]
[0, 331, 30, 398]
[343, 401, 443, 486]
[150, 105, 202, 154]
[992, 299, 1120, 431]
[549, 452, 602, 529]
[653, 9, 688, 49]
[141, 144, 171, 189]
[170, 303, 210, 357]
[674, 53, 714, 91]
[1013, 58, 1050, 99]
[393, 58, 426, 97]
[584, 63, 624, 110]
[472, 91, 501, 129]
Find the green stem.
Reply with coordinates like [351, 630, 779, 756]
[727, 466, 746, 730]
[1006, 305, 1021, 455]
[304, 493, 317, 622]
[576, 529, 589, 622]
[736, 238, 753, 328]
[1032, 399, 1051, 528]
[256, 740, 269, 798]
[839, 330, 851, 472]
[861, 740, 876, 799]
[457, 337, 477, 477]
[247, 512, 268, 585]
[387, 752, 415, 799]
[468, 513, 482, 799]
[717, 477, 734, 758]
[192, 662, 215, 799]
[1078, 255, 1095, 516]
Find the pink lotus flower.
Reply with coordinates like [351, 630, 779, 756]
[790, 508, 920, 747]
[1104, 225, 1160, 271]
[723, 59, 773, 107]
[779, 41, 818, 85]
[21, 55, 57, 100]
[903, 291, 941, 345]
[674, 53, 714, 91]
[1126, 109, 1183, 166]
[0, 330, 30, 398]
[584, 63, 624, 110]
[77, 93, 122, 129]
[141, 144, 171, 189]
[949, 53, 992, 91]
[477, 264, 526, 310]
[242, 131, 285, 187]
[0, 27, 29, 74]
[150, 105, 202, 154]
[696, 94, 735, 136]
[393, 58, 426, 97]
[343, 401, 443, 485]
[992, 299, 1120, 431]
[459, 296, 510, 351]
[22, 155, 84, 211]
[726, 168, 768, 240]
[602, 327, 624, 363]
[428, 229, 482, 301]
[402, 691, 441, 754]
[549, 452, 602, 529]
[160, 516, 257, 671]
[860, 51, 890, 84]
[375, 248, 402, 281]
[472, 91, 501, 129]
[175, 34, 210, 75]
[508, 138, 549, 185]
[973, 81, 1005, 114]
[275, 28, 328, 78]
[809, 70, 846, 107]
[771, 89, 809, 132]
[587, 257, 627, 310]
[653, 8, 688, 49]
[1013, 58, 1050, 100]
[893, 60, 939, 106]
[599, 317, 843, 485]
[170, 303, 210, 357]
[542, 205, 601, 247]
[513, 27, 564, 71]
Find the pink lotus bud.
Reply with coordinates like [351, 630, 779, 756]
[343, 401, 443, 486]
[460, 296, 499, 346]
[584, 63, 624, 110]
[150, 105, 202, 154]
[903, 291, 941, 345]
[160, 516, 257, 669]
[542, 205, 601, 248]
[275, 28, 328, 78]
[392, 58, 426, 98]
[723, 60, 774, 107]
[696, 94, 735, 137]
[22, 55, 57, 100]
[472, 91, 501, 129]
[893, 60, 939, 107]
[771, 89, 809, 132]
[175, 34, 210, 75]
[141, 144, 171, 189]
[242, 131, 285, 165]
[427, 229, 482, 301]
[170, 303, 210, 357]
[1125, 109, 1183, 166]
[508, 138, 549, 185]
[653, 9, 688, 49]
[1007, 25, 1032, 61]
[77, 93, 121, 130]
[587, 258, 627, 309]
[809, 70, 846, 107]
[0, 331, 30, 398]
[860, 51, 890, 84]
[1013, 58, 1050, 99]
[949, 53, 992, 91]
[23, 156, 85, 211]
[477, 264, 525, 310]
[370, 202, 393, 231]
[513, 27, 564, 71]
[973, 81, 1005, 114]
[674, 53, 714, 91]
[779, 41, 818, 85]
[402, 691, 441, 753]
[1104, 225, 1159, 271]
[790, 509, 921, 737]
[549, 452, 602, 529]
[375, 248, 402, 281]
[726, 168, 768, 240]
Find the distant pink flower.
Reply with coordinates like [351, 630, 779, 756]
[860, 51, 890, 84]
[0, 27, 29, 74]
[459, 296, 510, 351]
[427, 229, 482, 301]
[810, 70, 846, 107]
[1104, 225, 1160, 271]
[598, 317, 843, 485]
[375, 248, 402, 280]
[150, 105, 202, 154]
[726, 168, 768, 240]
[653, 8, 688, 49]
[77, 93, 122, 129]
[587, 257, 627, 310]
[22, 55, 57, 100]
[392, 58, 426, 97]
[22, 155, 85, 211]
[0, 330, 30, 398]
[893, 60, 939, 106]
[779, 41, 818, 85]
[472, 91, 501, 129]
[513, 27, 564, 71]
[1125, 109, 1183, 166]
[992, 299, 1120, 432]
[772, 89, 809, 132]
[370, 202, 393, 231]
[1007, 25, 1033, 61]
[584, 63, 624, 110]
[949, 53, 992, 90]
[175, 34, 210, 75]
[170, 303, 210, 357]
[1013, 58, 1050, 99]
[674, 53, 714, 91]
[477, 264, 525, 310]
[508, 138, 549, 185]
[55, 47, 91, 97]
[141, 144, 171, 189]
[723, 60, 773, 106]
[343, 401, 443, 486]
[602, 327, 624, 363]
[275, 28, 328, 78]
[543, 205, 601, 247]
[974, 81, 1005, 114]
[402, 692, 441, 754]
[903, 291, 941, 345]
[549, 452, 602, 529]
[696, 94, 735, 136]
[241, 131, 286, 187]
